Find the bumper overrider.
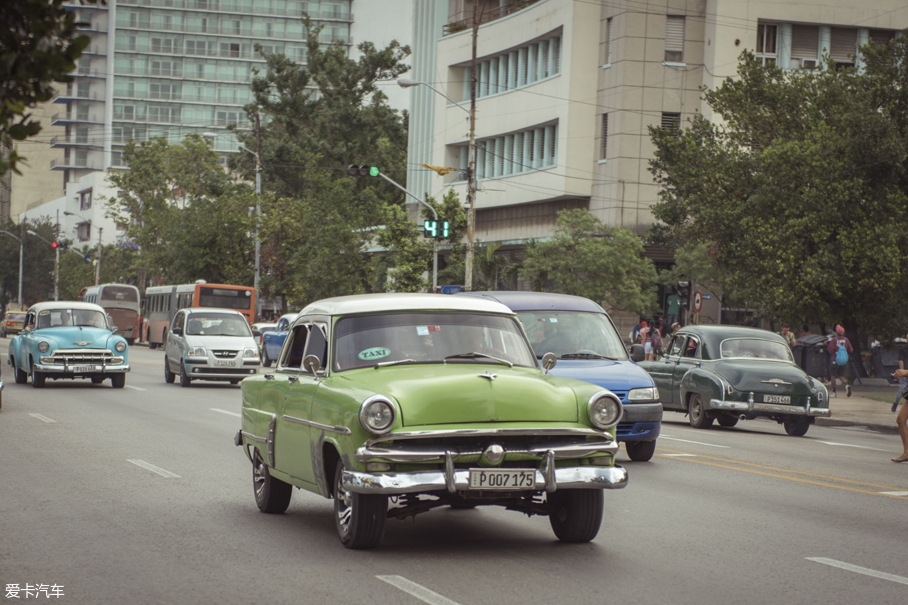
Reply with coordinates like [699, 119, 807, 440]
[343, 427, 628, 495]
[708, 391, 830, 417]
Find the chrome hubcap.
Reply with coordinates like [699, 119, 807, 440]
[335, 470, 352, 532]
[253, 454, 266, 499]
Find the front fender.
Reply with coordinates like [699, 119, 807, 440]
[679, 369, 724, 409]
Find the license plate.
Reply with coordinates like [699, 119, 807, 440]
[468, 469, 536, 490]
[764, 395, 791, 404]
[214, 359, 236, 367]
[72, 365, 97, 373]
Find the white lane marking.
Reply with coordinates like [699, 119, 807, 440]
[662, 453, 697, 457]
[816, 441, 888, 452]
[377, 576, 461, 605]
[125, 385, 147, 391]
[210, 408, 241, 418]
[29, 413, 56, 423]
[659, 435, 729, 448]
[127, 459, 181, 478]
[806, 557, 908, 586]
[878, 491, 908, 497]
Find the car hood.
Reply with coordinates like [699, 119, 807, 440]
[36, 327, 115, 348]
[547, 359, 654, 394]
[185, 335, 256, 350]
[342, 364, 580, 426]
[714, 360, 814, 395]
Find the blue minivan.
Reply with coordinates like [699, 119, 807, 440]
[460, 292, 662, 461]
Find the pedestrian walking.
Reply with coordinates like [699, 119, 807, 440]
[629, 319, 643, 345]
[891, 368, 908, 463]
[826, 325, 853, 397]
[665, 290, 681, 328]
[637, 321, 656, 361]
[892, 338, 908, 413]
[779, 323, 796, 348]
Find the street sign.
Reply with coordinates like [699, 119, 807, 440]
[693, 290, 702, 312]
[440, 285, 462, 295]
[702, 293, 712, 301]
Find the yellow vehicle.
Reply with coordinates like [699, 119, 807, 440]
[1, 311, 26, 338]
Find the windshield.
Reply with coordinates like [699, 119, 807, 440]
[186, 313, 252, 337]
[720, 338, 794, 362]
[199, 287, 252, 310]
[334, 312, 537, 371]
[36, 308, 108, 330]
[8, 313, 25, 320]
[516, 310, 628, 360]
[101, 286, 139, 303]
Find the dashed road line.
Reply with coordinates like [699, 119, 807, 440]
[29, 413, 56, 423]
[816, 440, 888, 452]
[659, 435, 729, 448]
[806, 557, 908, 586]
[125, 385, 147, 391]
[210, 408, 241, 418]
[878, 491, 908, 497]
[127, 459, 180, 478]
[376, 576, 461, 605]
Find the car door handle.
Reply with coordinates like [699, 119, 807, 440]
[288, 375, 299, 384]
[264, 374, 275, 380]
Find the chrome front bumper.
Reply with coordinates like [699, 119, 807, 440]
[34, 363, 130, 374]
[709, 391, 830, 417]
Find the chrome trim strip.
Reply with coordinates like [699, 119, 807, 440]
[267, 415, 276, 467]
[708, 398, 830, 417]
[34, 363, 130, 373]
[543, 450, 556, 493]
[444, 451, 456, 494]
[240, 430, 267, 444]
[355, 439, 617, 463]
[363, 427, 611, 447]
[342, 465, 628, 495]
[282, 415, 352, 436]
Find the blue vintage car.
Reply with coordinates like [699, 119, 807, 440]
[8, 301, 130, 388]
[461, 292, 663, 461]
[261, 313, 296, 367]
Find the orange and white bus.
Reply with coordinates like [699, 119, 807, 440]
[144, 282, 255, 349]
[80, 283, 142, 344]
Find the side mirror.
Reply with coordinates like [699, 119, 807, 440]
[541, 352, 557, 374]
[630, 344, 645, 362]
[111, 326, 119, 333]
[303, 354, 321, 375]
[172, 327, 183, 336]
[252, 329, 261, 338]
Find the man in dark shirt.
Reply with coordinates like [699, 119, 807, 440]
[893, 342, 908, 413]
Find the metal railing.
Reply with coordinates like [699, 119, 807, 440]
[52, 112, 103, 124]
[444, 0, 540, 35]
[50, 158, 100, 170]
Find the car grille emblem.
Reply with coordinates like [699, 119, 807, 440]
[478, 372, 497, 381]
[481, 444, 505, 465]
[73, 341, 91, 346]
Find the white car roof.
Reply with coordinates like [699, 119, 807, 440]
[300, 293, 513, 317]
[183, 307, 246, 316]
[29, 301, 106, 313]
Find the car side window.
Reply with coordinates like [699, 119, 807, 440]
[302, 323, 328, 374]
[684, 337, 700, 359]
[668, 336, 685, 357]
[171, 311, 183, 332]
[280, 325, 308, 370]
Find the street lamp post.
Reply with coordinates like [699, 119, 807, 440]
[27, 230, 59, 301]
[63, 211, 102, 284]
[0, 230, 23, 309]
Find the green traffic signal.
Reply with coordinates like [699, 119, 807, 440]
[424, 220, 450, 239]
[369, 166, 380, 177]
[347, 164, 380, 177]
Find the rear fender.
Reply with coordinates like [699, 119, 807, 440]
[680, 369, 724, 412]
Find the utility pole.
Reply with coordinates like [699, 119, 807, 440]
[18, 222, 24, 309]
[464, 0, 479, 292]
[54, 210, 59, 301]
[254, 112, 262, 321]
[95, 226, 102, 284]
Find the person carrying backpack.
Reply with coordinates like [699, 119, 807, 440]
[826, 325, 853, 397]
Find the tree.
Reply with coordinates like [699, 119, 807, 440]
[0, 218, 57, 307]
[373, 204, 431, 293]
[1, 0, 97, 175]
[649, 43, 908, 343]
[521, 209, 658, 313]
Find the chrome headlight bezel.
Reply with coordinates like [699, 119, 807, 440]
[115, 340, 127, 352]
[628, 387, 659, 402]
[587, 390, 624, 430]
[359, 395, 397, 435]
[37, 340, 50, 353]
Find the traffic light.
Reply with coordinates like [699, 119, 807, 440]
[347, 165, 380, 177]
[51, 241, 58, 249]
[424, 220, 450, 239]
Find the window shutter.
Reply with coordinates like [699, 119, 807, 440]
[791, 25, 819, 60]
[665, 16, 685, 61]
[601, 113, 608, 159]
[830, 27, 856, 63]
[870, 30, 894, 46]
[661, 112, 680, 130]
[607, 18, 613, 64]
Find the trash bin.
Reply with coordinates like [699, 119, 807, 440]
[796, 334, 830, 379]
[872, 344, 904, 382]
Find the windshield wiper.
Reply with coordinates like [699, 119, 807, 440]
[374, 359, 417, 369]
[558, 353, 619, 360]
[444, 352, 513, 367]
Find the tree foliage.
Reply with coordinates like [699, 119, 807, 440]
[649, 42, 908, 338]
[0, 218, 57, 308]
[520, 209, 658, 313]
[0, 0, 97, 174]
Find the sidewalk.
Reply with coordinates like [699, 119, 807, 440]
[817, 382, 902, 434]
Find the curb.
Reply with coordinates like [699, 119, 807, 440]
[815, 417, 900, 435]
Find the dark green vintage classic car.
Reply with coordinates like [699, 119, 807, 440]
[638, 325, 830, 436]
[235, 294, 628, 549]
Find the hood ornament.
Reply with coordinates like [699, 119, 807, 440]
[761, 378, 792, 387]
[478, 372, 497, 381]
[73, 341, 91, 346]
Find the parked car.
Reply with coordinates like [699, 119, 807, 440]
[460, 292, 662, 461]
[1, 311, 26, 338]
[637, 325, 830, 436]
[7, 302, 130, 388]
[164, 307, 260, 387]
[236, 293, 628, 549]
[261, 313, 296, 367]
[251, 322, 277, 354]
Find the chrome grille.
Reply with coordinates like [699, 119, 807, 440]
[212, 350, 238, 359]
[49, 349, 116, 364]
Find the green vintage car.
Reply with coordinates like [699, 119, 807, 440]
[638, 325, 830, 436]
[235, 293, 628, 549]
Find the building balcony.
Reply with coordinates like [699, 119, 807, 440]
[444, 0, 540, 36]
[116, 0, 353, 21]
[51, 112, 104, 126]
[81, 44, 107, 56]
[74, 68, 107, 78]
[52, 89, 104, 103]
[50, 136, 102, 149]
[50, 158, 100, 171]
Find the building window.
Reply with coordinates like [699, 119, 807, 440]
[151, 37, 175, 54]
[791, 25, 819, 69]
[80, 189, 92, 211]
[665, 16, 685, 63]
[77, 222, 91, 242]
[601, 113, 608, 160]
[830, 27, 857, 68]
[462, 123, 558, 180]
[661, 112, 681, 130]
[466, 35, 563, 102]
[604, 17, 613, 65]
[756, 23, 778, 66]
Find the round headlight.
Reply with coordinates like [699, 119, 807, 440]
[588, 391, 623, 430]
[115, 340, 127, 352]
[359, 396, 396, 435]
[38, 340, 50, 353]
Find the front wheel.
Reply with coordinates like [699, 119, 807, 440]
[334, 460, 387, 549]
[688, 393, 713, 429]
[783, 416, 810, 437]
[31, 363, 45, 389]
[179, 362, 191, 387]
[253, 449, 292, 514]
[548, 489, 604, 543]
[625, 440, 657, 462]
[13, 358, 27, 384]
[262, 348, 272, 368]
[110, 374, 126, 389]
[164, 359, 175, 384]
